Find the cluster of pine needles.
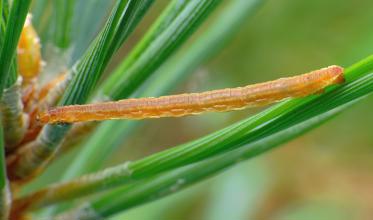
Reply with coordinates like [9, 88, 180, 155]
[0, 0, 372, 219]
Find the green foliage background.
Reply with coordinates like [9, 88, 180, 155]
[111, 1, 373, 219]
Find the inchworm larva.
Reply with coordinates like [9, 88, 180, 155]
[38, 65, 344, 124]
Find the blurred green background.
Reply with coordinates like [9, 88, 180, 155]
[31, 0, 373, 219]
[111, 1, 373, 219]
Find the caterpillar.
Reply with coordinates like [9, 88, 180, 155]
[38, 65, 344, 124]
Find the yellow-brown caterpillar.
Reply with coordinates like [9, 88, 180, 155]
[38, 65, 344, 124]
